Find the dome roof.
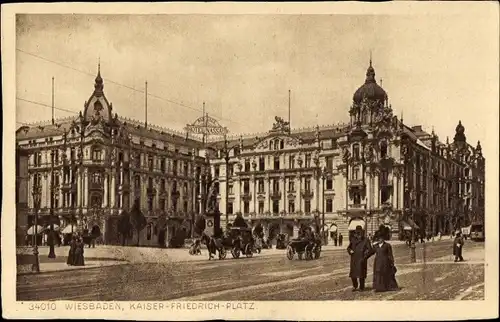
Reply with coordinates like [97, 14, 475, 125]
[352, 61, 387, 104]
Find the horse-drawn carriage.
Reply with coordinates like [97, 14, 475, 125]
[229, 227, 255, 259]
[286, 235, 322, 260]
[201, 226, 256, 260]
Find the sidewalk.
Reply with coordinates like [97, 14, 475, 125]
[16, 237, 451, 275]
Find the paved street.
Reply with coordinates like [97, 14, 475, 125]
[17, 239, 484, 301]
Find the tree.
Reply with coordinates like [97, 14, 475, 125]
[130, 201, 147, 246]
[117, 210, 133, 246]
[232, 213, 248, 228]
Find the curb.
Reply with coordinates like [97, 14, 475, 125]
[17, 262, 127, 277]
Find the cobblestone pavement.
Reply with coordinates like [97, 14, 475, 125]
[17, 240, 484, 301]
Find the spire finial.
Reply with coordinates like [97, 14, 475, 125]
[98, 56, 100, 75]
[369, 50, 372, 67]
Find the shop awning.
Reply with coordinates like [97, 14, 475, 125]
[61, 224, 78, 234]
[27, 225, 45, 235]
[46, 224, 60, 231]
[348, 219, 366, 231]
[329, 224, 338, 232]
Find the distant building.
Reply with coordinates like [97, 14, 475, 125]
[16, 148, 30, 245]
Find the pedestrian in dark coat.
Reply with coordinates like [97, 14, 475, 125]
[66, 236, 76, 266]
[347, 226, 374, 291]
[334, 233, 338, 246]
[74, 237, 85, 266]
[372, 226, 399, 292]
[338, 233, 343, 247]
[453, 231, 464, 262]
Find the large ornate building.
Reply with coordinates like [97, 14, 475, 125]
[206, 60, 485, 243]
[16, 60, 485, 246]
[16, 66, 207, 246]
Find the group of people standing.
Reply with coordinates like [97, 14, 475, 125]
[347, 225, 399, 293]
[66, 235, 85, 266]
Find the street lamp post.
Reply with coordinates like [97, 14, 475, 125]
[223, 135, 239, 230]
[320, 166, 328, 245]
[31, 181, 41, 272]
[410, 190, 416, 263]
[48, 150, 57, 259]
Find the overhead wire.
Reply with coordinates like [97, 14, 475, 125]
[16, 48, 239, 125]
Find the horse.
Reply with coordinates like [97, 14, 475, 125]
[200, 234, 226, 260]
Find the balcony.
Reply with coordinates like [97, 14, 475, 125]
[347, 203, 367, 216]
[89, 182, 104, 191]
[348, 179, 365, 188]
[270, 190, 282, 200]
[301, 189, 314, 199]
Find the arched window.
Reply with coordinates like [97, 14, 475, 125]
[380, 141, 388, 158]
[353, 144, 360, 160]
[280, 140, 284, 150]
[352, 167, 360, 180]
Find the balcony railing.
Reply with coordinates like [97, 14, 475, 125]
[270, 190, 282, 200]
[241, 192, 252, 202]
[301, 189, 314, 199]
[348, 179, 365, 188]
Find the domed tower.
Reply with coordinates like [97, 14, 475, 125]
[453, 120, 467, 152]
[350, 58, 388, 127]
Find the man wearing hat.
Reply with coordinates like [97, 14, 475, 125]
[453, 230, 465, 262]
[347, 225, 374, 292]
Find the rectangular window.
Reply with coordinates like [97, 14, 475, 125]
[288, 180, 295, 192]
[228, 183, 234, 194]
[274, 156, 280, 170]
[305, 200, 311, 213]
[244, 160, 250, 172]
[288, 200, 295, 213]
[326, 199, 333, 212]
[305, 178, 311, 192]
[259, 157, 265, 171]
[272, 200, 279, 214]
[326, 156, 333, 171]
[289, 155, 295, 169]
[305, 154, 311, 168]
[258, 179, 264, 193]
[243, 180, 250, 194]
[228, 202, 233, 215]
[215, 166, 220, 178]
[326, 178, 333, 190]
[244, 202, 250, 214]
[273, 179, 280, 192]
[258, 201, 264, 214]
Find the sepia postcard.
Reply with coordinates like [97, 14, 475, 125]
[2, 2, 499, 321]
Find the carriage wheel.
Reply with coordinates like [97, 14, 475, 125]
[219, 248, 227, 260]
[314, 246, 321, 259]
[245, 245, 253, 258]
[232, 248, 240, 259]
[286, 246, 294, 260]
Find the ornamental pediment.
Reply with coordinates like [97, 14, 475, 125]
[254, 134, 302, 152]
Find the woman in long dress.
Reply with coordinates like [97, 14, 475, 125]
[73, 237, 85, 266]
[66, 236, 76, 266]
[372, 226, 399, 292]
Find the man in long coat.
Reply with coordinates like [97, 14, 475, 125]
[453, 231, 464, 262]
[347, 226, 374, 291]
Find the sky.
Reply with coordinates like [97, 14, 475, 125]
[16, 13, 498, 156]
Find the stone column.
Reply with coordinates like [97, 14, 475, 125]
[111, 169, 116, 208]
[264, 176, 270, 212]
[281, 176, 286, 212]
[83, 169, 88, 208]
[250, 176, 255, 213]
[103, 172, 108, 208]
[374, 173, 380, 209]
[295, 175, 300, 214]
[234, 178, 241, 213]
[77, 168, 82, 207]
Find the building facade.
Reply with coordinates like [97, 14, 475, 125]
[207, 60, 486, 243]
[16, 61, 485, 246]
[16, 67, 207, 246]
[16, 148, 30, 246]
